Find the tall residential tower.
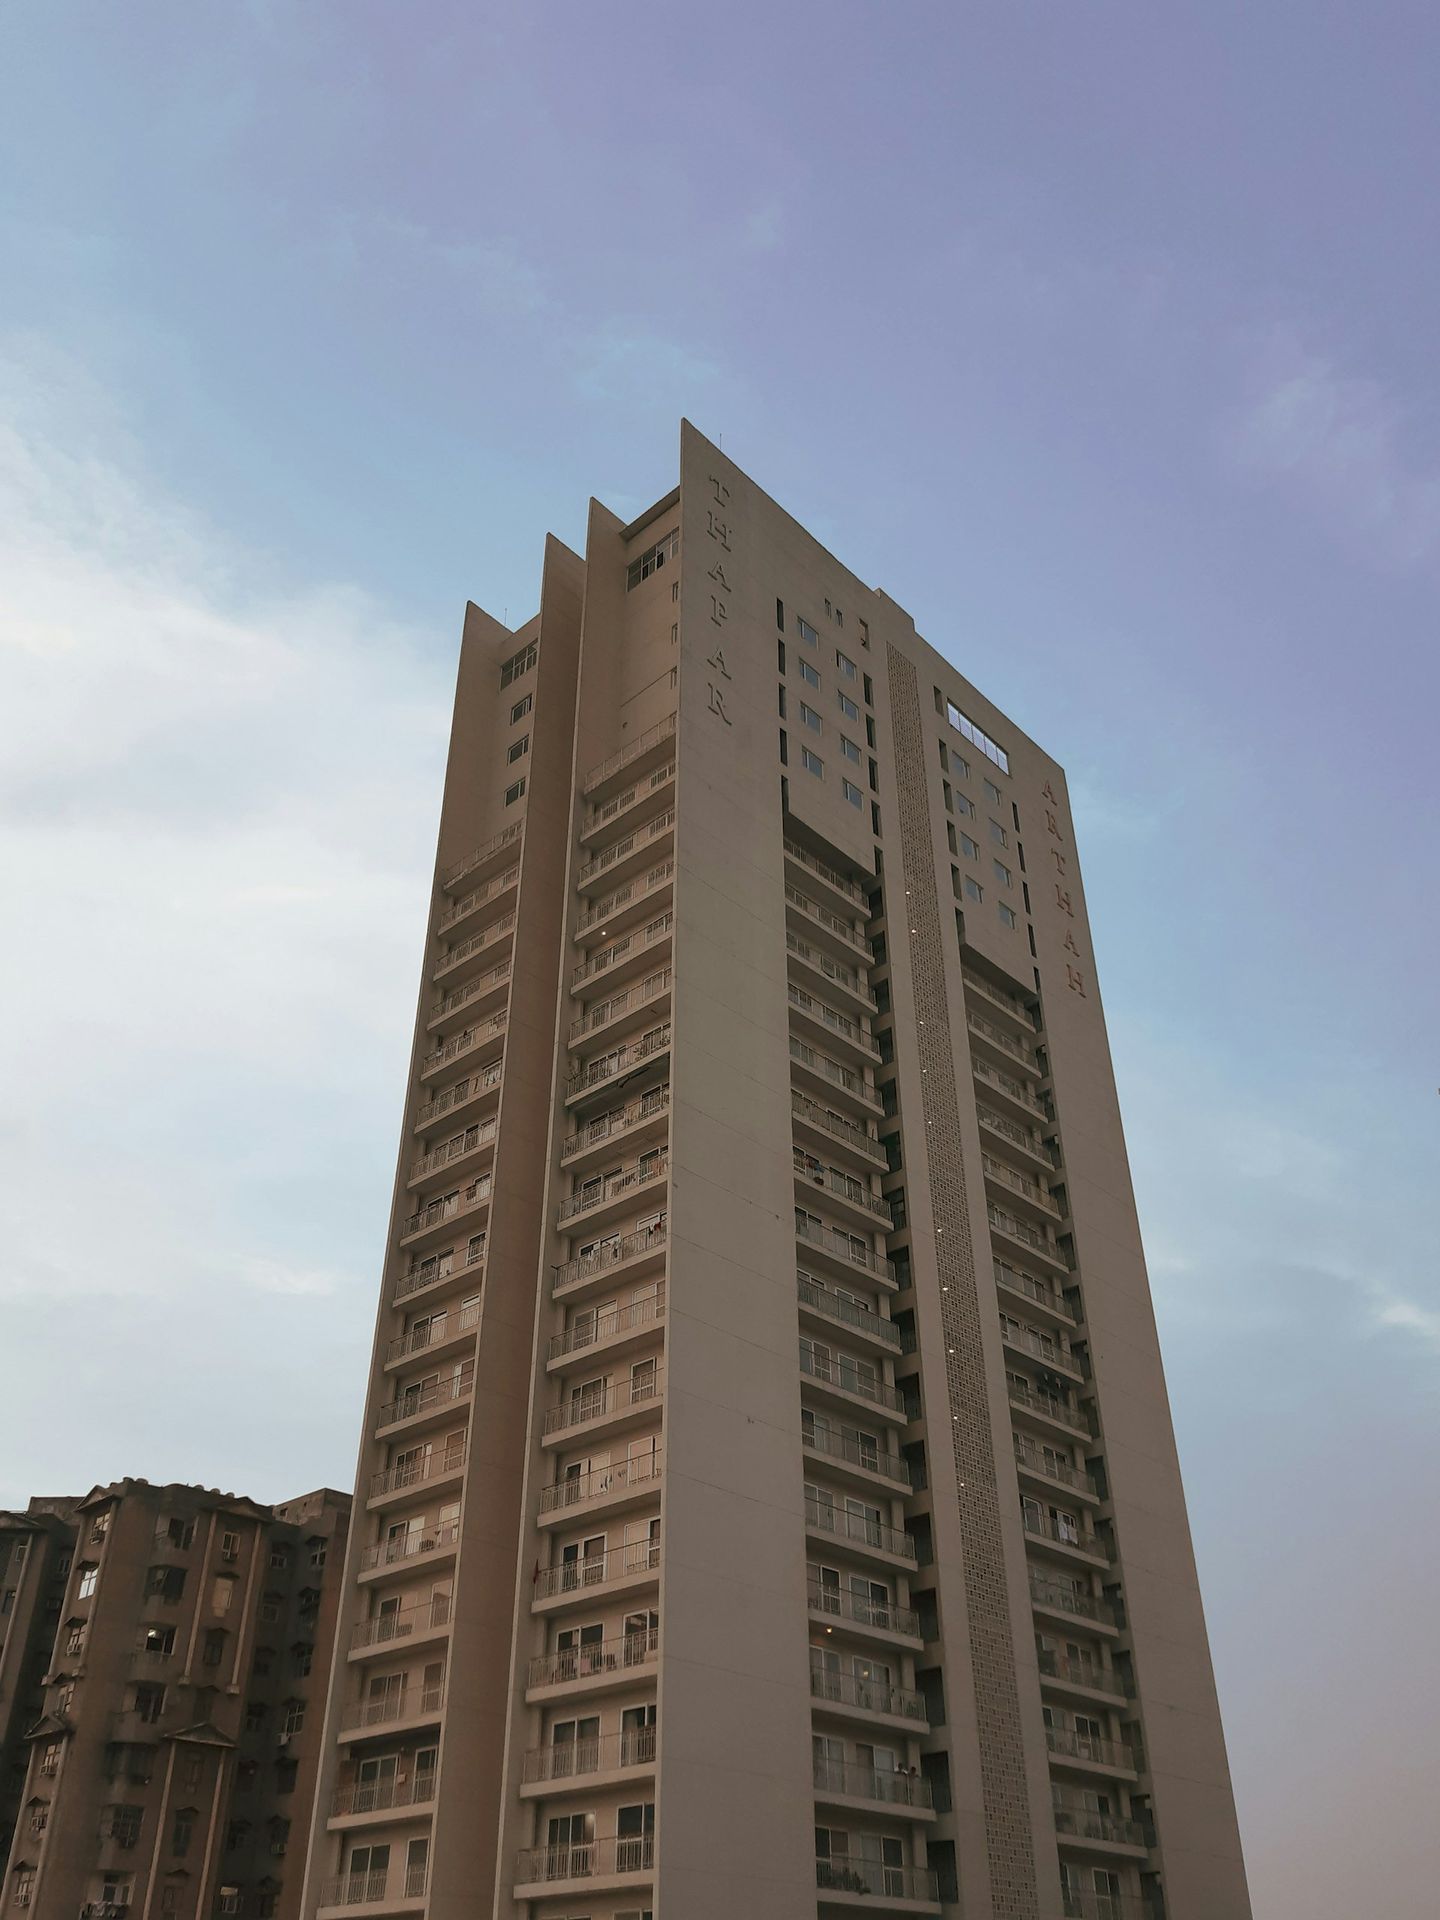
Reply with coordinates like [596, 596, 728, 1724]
[301, 424, 1250, 1920]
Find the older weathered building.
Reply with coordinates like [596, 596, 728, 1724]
[301, 422, 1251, 1920]
[0, 1479, 348, 1920]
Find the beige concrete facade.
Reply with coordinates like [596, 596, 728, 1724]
[302, 423, 1250, 1920]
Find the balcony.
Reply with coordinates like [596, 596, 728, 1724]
[798, 1273, 901, 1351]
[392, 1238, 487, 1308]
[792, 1091, 887, 1169]
[809, 1666, 927, 1725]
[566, 1025, 671, 1103]
[398, 1177, 491, 1249]
[553, 1221, 668, 1298]
[1052, 1807, 1149, 1852]
[408, 1117, 498, 1190]
[1062, 1892, 1154, 1919]
[571, 912, 674, 993]
[575, 809, 675, 894]
[358, 1520, 460, 1575]
[796, 1216, 896, 1288]
[786, 929, 877, 1014]
[790, 1036, 882, 1115]
[971, 1055, 1049, 1122]
[521, 1724, 657, 1785]
[582, 758, 676, 844]
[783, 835, 871, 910]
[1022, 1507, 1108, 1566]
[805, 1498, 916, 1565]
[412, 1059, 503, 1134]
[369, 1446, 466, 1502]
[784, 882, 874, 963]
[435, 860, 522, 938]
[808, 1581, 921, 1644]
[350, 1592, 454, 1651]
[1007, 1378, 1094, 1441]
[375, 1370, 474, 1433]
[804, 1423, 910, 1490]
[789, 983, 880, 1065]
[537, 1454, 662, 1521]
[385, 1299, 480, 1367]
[440, 817, 524, 894]
[569, 968, 673, 1048]
[514, 1833, 655, 1892]
[527, 1626, 658, 1694]
[1013, 1435, 1097, 1500]
[419, 1010, 508, 1083]
[977, 1103, 1053, 1171]
[339, 1683, 444, 1734]
[1046, 1725, 1142, 1775]
[962, 964, 1037, 1030]
[815, 1858, 939, 1908]
[995, 1260, 1076, 1325]
[432, 905, 517, 982]
[427, 958, 511, 1035]
[558, 1155, 669, 1230]
[1030, 1575, 1121, 1634]
[967, 1008, 1041, 1071]
[795, 1154, 893, 1227]
[1039, 1649, 1135, 1700]
[542, 1370, 662, 1441]
[801, 1344, 907, 1419]
[813, 1757, 933, 1812]
[574, 859, 675, 942]
[581, 712, 676, 798]
[532, 1542, 661, 1606]
[330, 1773, 436, 1819]
[318, 1866, 429, 1911]
[982, 1151, 1062, 1220]
[989, 1205, 1068, 1274]
[1002, 1320, 1082, 1380]
[548, 1287, 666, 1367]
[561, 1086, 670, 1167]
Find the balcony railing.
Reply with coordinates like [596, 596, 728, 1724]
[585, 760, 676, 836]
[359, 1520, 461, 1573]
[805, 1498, 915, 1561]
[968, 1008, 1040, 1068]
[796, 1217, 896, 1286]
[548, 1288, 665, 1362]
[797, 1273, 901, 1350]
[570, 968, 672, 1043]
[538, 1455, 662, 1515]
[978, 1104, 1050, 1158]
[783, 836, 870, 907]
[574, 859, 675, 936]
[1007, 1378, 1094, 1437]
[812, 1757, 932, 1807]
[558, 1155, 668, 1225]
[1013, 1436, 1095, 1498]
[1003, 1322, 1077, 1371]
[1023, 1508, 1105, 1559]
[440, 817, 524, 891]
[810, 1666, 926, 1723]
[562, 1087, 670, 1161]
[533, 1541, 660, 1600]
[436, 861, 522, 935]
[989, 1206, 1065, 1263]
[804, 1424, 910, 1488]
[807, 1581, 920, 1640]
[789, 1036, 876, 1104]
[350, 1592, 454, 1649]
[1052, 1807, 1148, 1848]
[788, 982, 875, 1052]
[400, 1177, 491, 1242]
[420, 1010, 508, 1077]
[983, 1152, 1061, 1215]
[542, 1371, 661, 1437]
[553, 1221, 668, 1293]
[1039, 1650, 1134, 1697]
[962, 965, 1037, 1028]
[1062, 1891, 1154, 1919]
[581, 712, 676, 795]
[410, 1118, 498, 1184]
[567, 1025, 671, 1097]
[376, 1371, 473, 1429]
[392, 1238, 486, 1305]
[795, 1155, 893, 1223]
[527, 1626, 658, 1689]
[576, 809, 675, 888]
[339, 1683, 444, 1732]
[784, 883, 874, 958]
[572, 912, 674, 989]
[792, 1091, 885, 1163]
[801, 1344, 906, 1415]
[521, 1724, 657, 1783]
[786, 929, 876, 1005]
[433, 906, 517, 974]
[369, 1446, 466, 1499]
[815, 1858, 938, 1901]
[1045, 1725, 1141, 1771]
[430, 957, 512, 1025]
[412, 1060, 503, 1130]
[386, 1299, 480, 1365]
[972, 1056, 1049, 1118]
[996, 1261, 1075, 1322]
[1030, 1575, 1121, 1629]
[515, 1834, 656, 1884]
[330, 1773, 437, 1818]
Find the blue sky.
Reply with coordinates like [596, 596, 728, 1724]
[1, 7, 1436, 1915]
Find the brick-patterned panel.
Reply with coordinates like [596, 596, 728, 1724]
[887, 642, 1040, 1920]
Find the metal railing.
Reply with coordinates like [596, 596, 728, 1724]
[410, 1118, 498, 1184]
[542, 1372, 661, 1437]
[584, 759, 675, 835]
[532, 1541, 660, 1600]
[972, 1056, 1049, 1117]
[807, 1582, 920, 1640]
[581, 712, 676, 795]
[804, 1425, 910, 1487]
[1062, 1894, 1155, 1920]
[801, 1344, 906, 1414]
[977, 1104, 1048, 1157]
[440, 817, 524, 891]
[1029, 1575, 1120, 1628]
[995, 1261, 1074, 1321]
[783, 836, 870, 907]
[433, 905, 517, 972]
[575, 859, 675, 936]
[558, 1155, 669, 1224]
[788, 982, 874, 1051]
[1052, 1807, 1148, 1848]
[983, 1151, 1061, 1214]
[553, 1221, 668, 1294]
[572, 913, 673, 989]
[812, 1757, 932, 1807]
[792, 1091, 885, 1162]
[436, 862, 522, 935]
[562, 1087, 670, 1161]
[1002, 1322, 1076, 1370]
[548, 1288, 665, 1361]
[515, 1833, 656, 1884]
[392, 1239, 486, 1305]
[1013, 1435, 1095, 1497]
[795, 1155, 892, 1223]
[968, 1007, 1040, 1066]
[527, 1626, 658, 1689]
[789, 1035, 876, 1103]
[786, 928, 875, 1004]
[797, 1273, 901, 1350]
[795, 1216, 895, 1286]
[369, 1448, 466, 1499]
[566, 1024, 671, 1097]
[420, 1010, 508, 1077]
[430, 957, 511, 1024]
[576, 809, 675, 888]
[1046, 1725, 1141, 1771]
[412, 1060, 504, 1130]
[350, 1593, 454, 1649]
[570, 968, 672, 1043]
[385, 1299, 480, 1364]
[808, 1666, 927, 1722]
[330, 1772, 437, 1817]
[784, 883, 873, 957]
[1039, 1649, 1134, 1697]
[375, 1371, 474, 1429]
[805, 1499, 915, 1561]
[538, 1456, 661, 1516]
[339, 1682, 444, 1731]
[1023, 1507, 1105, 1559]
[815, 1858, 938, 1901]
[962, 965, 1037, 1028]
[400, 1177, 491, 1242]
[990, 1206, 1065, 1263]
[1006, 1379, 1094, 1436]
[521, 1724, 657, 1783]
[358, 1520, 461, 1572]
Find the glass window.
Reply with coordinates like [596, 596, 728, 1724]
[945, 697, 1010, 774]
[802, 747, 824, 778]
[509, 693, 532, 724]
[506, 734, 529, 763]
[837, 692, 859, 721]
[798, 659, 821, 689]
[961, 833, 979, 860]
[625, 529, 679, 590]
[800, 702, 822, 733]
[797, 616, 819, 646]
[840, 735, 861, 764]
[504, 777, 526, 807]
[842, 779, 863, 808]
[993, 859, 1012, 887]
[836, 651, 856, 680]
[964, 877, 983, 903]
[999, 902, 1018, 929]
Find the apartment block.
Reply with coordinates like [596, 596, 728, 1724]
[301, 422, 1250, 1920]
[0, 1479, 349, 1920]
[0, 1504, 80, 1869]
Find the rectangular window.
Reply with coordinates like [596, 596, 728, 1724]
[796, 615, 819, 646]
[78, 1564, 98, 1599]
[961, 833, 979, 860]
[798, 658, 820, 689]
[836, 650, 856, 680]
[837, 692, 859, 721]
[954, 789, 976, 819]
[776, 598, 785, 631]
[509, 692, 532, 724]
[984, 777, 1004, 806]
[964, 877, 984, 903]
[506, 734, 529, 764]
[945, 697, 1010, 774]
[859, 618, 870, 649]
[989, 817, 1009, 847]
[993, 859, 1012, 887]
[499, 640, 537, 687]
[219, 1530, 239, 1561]
[840, 735, 861, 764]
[504, 777, 526, 807]
[842, 779, 863, 808]
[999, 902, 1018, 929]
[799, 702, 822, 733]
[626, 529, 678, 590]
[801, 747, 824, 778]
